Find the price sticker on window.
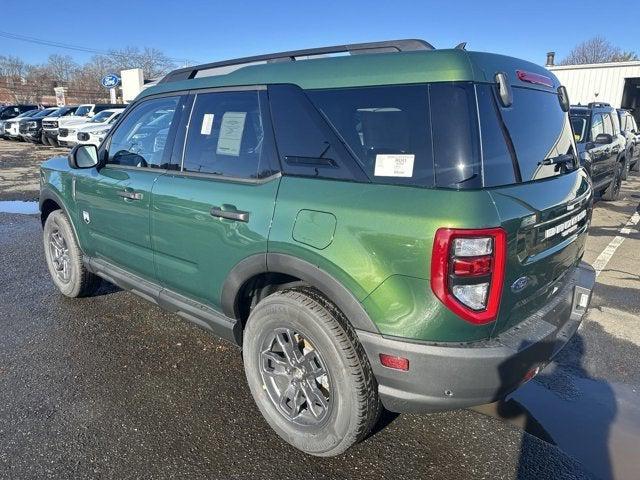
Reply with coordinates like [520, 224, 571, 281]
[374, 154, 415, 177]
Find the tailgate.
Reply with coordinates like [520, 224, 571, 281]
[489, 169, 592, 335]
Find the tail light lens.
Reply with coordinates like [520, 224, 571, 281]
[431, 228, 507, 325]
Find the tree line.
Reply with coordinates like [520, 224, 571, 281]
[0, 47, 176, 104]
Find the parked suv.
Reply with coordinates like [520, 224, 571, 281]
[617, 108, 639, 176]
[0, 104, 37, 123]
[570, 103, 627, 199]
[58, 108, 124, 147]
[39, 40, 596, 456]
[19, 107, 61, 144]
[54, 104, 122, 146]
[42, 106, 80, 147]
[3, 108, 42, 140]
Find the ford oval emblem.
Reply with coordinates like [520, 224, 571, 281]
[101, 74, 121, 89]
[511, 276, 529, 293]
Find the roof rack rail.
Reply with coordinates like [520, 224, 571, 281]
[588, 102, 611, 108]
[159, 39, 435, 84]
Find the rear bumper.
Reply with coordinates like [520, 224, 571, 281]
[358, 261, 596, 413]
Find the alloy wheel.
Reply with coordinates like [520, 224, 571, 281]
[259, 327, 331, 427]
[49, 228, 71, 283]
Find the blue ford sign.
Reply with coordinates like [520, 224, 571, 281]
[101, 74, 121, 88]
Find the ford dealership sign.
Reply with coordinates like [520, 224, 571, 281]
[101, 74, 121, 88]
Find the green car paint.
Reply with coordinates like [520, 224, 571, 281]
[40, 46, 591, 346]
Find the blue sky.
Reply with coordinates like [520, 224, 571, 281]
[2, 0, 638, 67]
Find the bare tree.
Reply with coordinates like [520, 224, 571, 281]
[45, 54, 78, 84]
[560, 36, 639, 65]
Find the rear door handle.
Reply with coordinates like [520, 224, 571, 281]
[210, 206, 250, 222]
[117, 190, 143, 201]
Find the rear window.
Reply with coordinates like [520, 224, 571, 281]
[479, 85, 577, 184]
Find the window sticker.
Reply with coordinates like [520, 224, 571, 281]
[216, 111, 246, 157]
[200, 113, 214, 135]
[374, 154, 415, 177]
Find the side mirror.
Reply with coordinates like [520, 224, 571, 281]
[87, 111, 95, 118]
[595, 133, 613, 145]
[68, 144, 98, 169]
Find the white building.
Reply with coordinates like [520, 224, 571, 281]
[545, 53, 640, 118]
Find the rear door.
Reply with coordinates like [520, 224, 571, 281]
[151, 87, 280, 310]
[475, 83, 592, 335]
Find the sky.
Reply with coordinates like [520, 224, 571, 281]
[1, 0, 638, 68]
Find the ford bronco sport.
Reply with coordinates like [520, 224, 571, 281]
[39, 39, 596, 457]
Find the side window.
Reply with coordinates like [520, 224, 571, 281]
[269, 84, 368, 181]
[590, 114, 604, 140]
[181, 90, 275, 179]
[106, 96, 180, 168]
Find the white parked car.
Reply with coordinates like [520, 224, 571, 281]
[58, 108, 124, 147]
[2, 109, 40, 139]
[50, 103, 122, 146]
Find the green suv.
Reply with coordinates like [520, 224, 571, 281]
[40, 40, 596, 456]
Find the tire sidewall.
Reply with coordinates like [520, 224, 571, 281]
[243, 293, 362, 456]
[43, 210, 83, 297]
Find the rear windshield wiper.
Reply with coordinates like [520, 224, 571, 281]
[539, 153, 576, 167]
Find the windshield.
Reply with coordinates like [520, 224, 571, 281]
[570, 115, 589, 143]
[74, 106, 91, 116]
[32, 109, 57, 119]
[49, 107, 72, 118]
[17, 110, 39, 118]
[90, 111, 114, 123]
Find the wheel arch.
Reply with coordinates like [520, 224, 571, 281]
[221, 253, 380, 334]
[39, 187, 82, 245]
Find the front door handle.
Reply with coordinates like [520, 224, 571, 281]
[117, 190, 143, 201]
[210, 206, 250, 222]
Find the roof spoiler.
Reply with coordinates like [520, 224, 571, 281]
[159, 39, 435, 84]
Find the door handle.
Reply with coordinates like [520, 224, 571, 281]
[210, 206, 250, 222]
[117, 190, 143, 201]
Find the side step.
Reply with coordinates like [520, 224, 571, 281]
[84, 256, 242, 345]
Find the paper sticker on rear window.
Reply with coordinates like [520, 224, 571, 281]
[200, 113, 214, 135]
[374, 154, 415, 177]
[216, 111, 246, 157]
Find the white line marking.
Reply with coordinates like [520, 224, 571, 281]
[592, 211, 640, 278]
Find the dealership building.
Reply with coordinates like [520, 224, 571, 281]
[545, 52, 640, 121]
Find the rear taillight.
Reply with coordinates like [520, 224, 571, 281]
[431, 228, 507, 325]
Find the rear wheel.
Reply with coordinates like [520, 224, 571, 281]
[602, 162, 623, 201]
[43, 210, 101, 297]
[243, 288, 381, 457]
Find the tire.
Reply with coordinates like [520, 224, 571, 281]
[602, 162, 623, 201]
[621, 158, 628, 181]
[49, 137, 59, 148]
[41, 133, 50, 145]
[43, 210, 101, 297]
[632, 158, 640, 173]
[243, 287, 381, 457]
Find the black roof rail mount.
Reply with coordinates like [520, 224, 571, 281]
[455, 42, 467, 50]
[160, 39, 435, 84]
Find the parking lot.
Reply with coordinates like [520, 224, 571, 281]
[0, 140, 639, 479]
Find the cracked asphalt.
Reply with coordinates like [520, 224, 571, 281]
[1, 140, 639, 479]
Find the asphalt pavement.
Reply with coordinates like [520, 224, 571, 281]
[1, 141, 639, 479]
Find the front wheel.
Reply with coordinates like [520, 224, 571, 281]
[243, 288, 381, 456]
[602, 162, 623, 201]
[43, 210, 101, 297]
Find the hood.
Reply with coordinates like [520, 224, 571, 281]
[76, 121, 111, 133]
[58, 116, 92, 126]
